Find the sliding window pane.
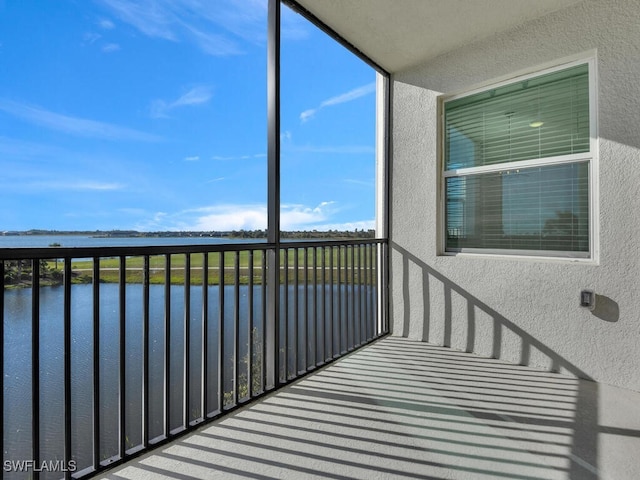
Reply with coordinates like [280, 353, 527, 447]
[446, 162, 589, 254]
[445, 64, 589, 169]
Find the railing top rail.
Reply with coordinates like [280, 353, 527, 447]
[0, 242, 274, 260]
[279, 238, 386, 249]
[0, 238, 387, 260]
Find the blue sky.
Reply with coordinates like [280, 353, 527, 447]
[0, 0, 376, 232]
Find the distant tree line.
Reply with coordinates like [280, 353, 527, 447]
[280, 229, 376, 239]
[225, 229, 376, 239]
[3, 229, 377, 239]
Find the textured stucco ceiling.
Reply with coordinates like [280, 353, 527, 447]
[291, 0, 586, 72]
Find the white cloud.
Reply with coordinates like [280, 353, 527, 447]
[0, 99, 161, 142]
[190, 205, 267, 231]
[299, 109, 316, 123]
[184, 155, 200, 162]
[98, 19, 116, 30]
[211, 152, 265, 161]
[151, 86, 212, 118]
[136, 201, 352, 231]
[0, 136, 65, 157]
[280, 202, 335, 230]
[300, 82, 376, 123]
[134, 211, 170, 231]
[280, 128, 374, 157]
[102, 43, 120, 53]
[76, 181, 124, 191]
[29, 181, 125, 191]
[321, 83, 376, 107]
[343, 178, 375, 187]
[178, 22, 243, 56]
[83, 32, 102, 45]
[173, 86, 212, 107]
[96, 0, 278, 56]
[97, 0, 176, 40]
[198, 0, 267, 44]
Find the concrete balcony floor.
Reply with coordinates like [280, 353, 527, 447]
[101, 337, 640, 480]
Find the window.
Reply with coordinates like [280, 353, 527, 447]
[442, 61, 594, 258]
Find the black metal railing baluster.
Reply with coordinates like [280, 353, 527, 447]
[382, 242, 388, 334]
[377, 242, 381, 335]
[303, 247, 309, 370]
[261, 250, 267, 392]
[233, 251, 240, 405]
[358, 243, 364, 346]
[378, 243, 383, 335]
[366, 244, 370, 339]
[312, 247, 317, 367]
[31, 259, 40, 480]
[365, 244, 370, 340]
[316, 247, 327, 365]
[385, 242, 390, 334]
[363, 245, 368, 341]
[118, 256, 126, 458]
[353, 245, 358, 347]
[367, 244, 371, 337]
[142, 255, 150, 447]
[345, 246, 351, 351]
[202, 253, 209, 419]
[164, 255, 171, 435]
[376, 244, 388, 334]
[92, 258, 101, 470]
[218, 252, 225, 411]
[373, 243, 378, 336]
[370, 244, 374, 337]
[293, 248, 299, 374]
[265, 246, 277, 391]
[0, 262, 3, 470]
[337, 246, 343, 354]
[282, 248, 288, 380]
[350, 245, 356, 351]
[365, 244, 369, 339]
[361, 245, 367, 341]
[369, 245, 378, 338]
[247, 251, 254, 398]
[329, 246, 334, 359]
[63, 258, 72, 479]
[184, 254, 191, 427]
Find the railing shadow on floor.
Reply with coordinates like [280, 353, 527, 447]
[391, 242, 599, 480]
[102, 336, 613, 480]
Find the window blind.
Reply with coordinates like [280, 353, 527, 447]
[445, 64, 589, 170]
[446, 162, 589, 253]
[443, 63, 592, 256]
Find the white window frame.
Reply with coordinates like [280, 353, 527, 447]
[439, 55, 598, 261]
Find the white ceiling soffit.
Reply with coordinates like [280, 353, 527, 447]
[291, 0, 586, 72]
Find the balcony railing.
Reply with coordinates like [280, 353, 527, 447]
[1, 239, 388, 479]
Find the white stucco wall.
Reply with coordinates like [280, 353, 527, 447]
[390, 0, 640, 392]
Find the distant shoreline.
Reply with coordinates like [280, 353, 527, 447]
[1, 229, 376, 239]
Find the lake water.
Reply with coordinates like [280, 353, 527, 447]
[0, 234, 265, 248]
[3, 268, 374, 478]
[4, 283, 245, 478]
